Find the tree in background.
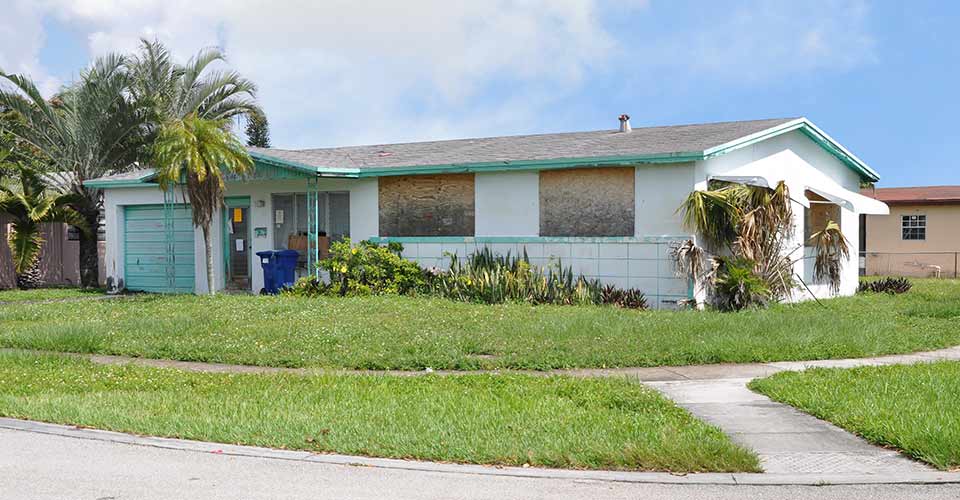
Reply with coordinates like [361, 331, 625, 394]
[244, 108, 270, 148]
[0, 153, 88, 289]
[153, 114, 252, 295]
[0, 56, 148, 287]
[0, 39, 261, 289]
[0, 105, 50, 177]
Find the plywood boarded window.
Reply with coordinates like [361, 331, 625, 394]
[379, 174, 475, 236]
[540, 167, 635, 237]
[804, 190, 842, 247]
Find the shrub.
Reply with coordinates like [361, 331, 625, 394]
[428, 247, 646, 309]
[711, 257, 770, 311]
[600, 285, 649, 309]
[319, 239, 426, 296]
[858, 277, 912, 295]
[283, 276, 331, 297]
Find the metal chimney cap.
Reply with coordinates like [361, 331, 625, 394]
[618, 114, 632, 133]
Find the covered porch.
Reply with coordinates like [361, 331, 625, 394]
[214, 160, 368, 293]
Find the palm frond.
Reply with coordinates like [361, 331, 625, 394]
[810, 220, 850, 293]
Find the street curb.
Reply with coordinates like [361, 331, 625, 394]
[2, 417, 958, 486]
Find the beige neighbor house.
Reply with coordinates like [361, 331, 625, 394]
[861, 186, 960, 278]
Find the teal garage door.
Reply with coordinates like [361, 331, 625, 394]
[124, 205, 195, 293]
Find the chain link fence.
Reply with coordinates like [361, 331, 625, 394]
[860, 251, 960, 279]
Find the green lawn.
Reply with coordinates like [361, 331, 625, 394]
[0, 287, 104, 303]
[750, 361, 960, 470]
[0, 279, 958, 370]
[0, 352, 758, 472]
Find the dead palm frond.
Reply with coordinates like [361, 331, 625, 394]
[810, 220, 850, 293]
[678, 188, 740, 252]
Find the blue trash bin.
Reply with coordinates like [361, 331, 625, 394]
[256, 250, 278, 294]
[275, 250, 300, 290]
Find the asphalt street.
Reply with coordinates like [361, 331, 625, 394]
[2, 428, 958, 500]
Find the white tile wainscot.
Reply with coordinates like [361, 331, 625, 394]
[371, 237, 693, 309]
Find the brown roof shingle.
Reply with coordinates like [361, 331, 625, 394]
[862, 185, 960, 205]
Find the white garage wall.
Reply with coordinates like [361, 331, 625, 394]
[102, 176, 379, 294]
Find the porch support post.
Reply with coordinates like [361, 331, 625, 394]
[162, 185, 177, 292]
[306, 177, 320, 278]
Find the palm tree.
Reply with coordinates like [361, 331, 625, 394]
[675, 181, 797, 307]
[153, 114, 252, 295]
[0, 55, 148, 287]
[127, 39, 260, 128]
[0, 40, 260, 289]
[0, 158, 88, 289]
[673, 180, 850, 309]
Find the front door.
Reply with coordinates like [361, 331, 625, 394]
[225, 204, 251, 290]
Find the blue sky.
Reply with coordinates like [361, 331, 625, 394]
[1, 0, 957, 187]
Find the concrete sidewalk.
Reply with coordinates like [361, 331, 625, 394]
[5, 344, 960, 380]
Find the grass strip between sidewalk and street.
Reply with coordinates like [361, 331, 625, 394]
[0, 352, 760, 473]
[750, 361, 960, 470]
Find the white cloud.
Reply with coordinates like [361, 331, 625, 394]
[3, 0, 875, 147]
[0, 0, 61, 95]
[24, 0, 637, 147]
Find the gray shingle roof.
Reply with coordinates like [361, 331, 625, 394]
[250, 118, 797, 170]
[89, 168, 157, 183]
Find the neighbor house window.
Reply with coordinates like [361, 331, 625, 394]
[901, 214, 926, 240]
[539, 167, 635, 237]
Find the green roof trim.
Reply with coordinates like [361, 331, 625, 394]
[87, 118, 880, 188]
[84, 170, 158, 189]
[351, 151, 703, 178]
[702, 118, 880, 182]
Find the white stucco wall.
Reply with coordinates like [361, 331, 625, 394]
[101, 177, 378, 294]
[634, 163, 695, 237]
[696, 130, 864, 299]
[474, 171, 539, 236]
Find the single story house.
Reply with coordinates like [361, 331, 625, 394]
[87, 116, 887, 307]
[860, 185, 960, 278]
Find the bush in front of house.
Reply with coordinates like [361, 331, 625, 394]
[286, 240, 648, 310]
[711, 257, 771, 312]
[857, 277, 912, 295]
[319, 238, 427, 296]
[429, 247, 648, 309]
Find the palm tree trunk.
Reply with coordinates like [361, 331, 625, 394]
[15, 257, 43, 290]
[77, 207, 101, 288]
[202, 223, 215, 296]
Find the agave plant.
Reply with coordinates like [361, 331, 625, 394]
[0, 161, 88, 288]
[428, 247, 633, 308]
[857, 277, 912, 294]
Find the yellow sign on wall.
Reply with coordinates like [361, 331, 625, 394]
[233, 208, 243, 223]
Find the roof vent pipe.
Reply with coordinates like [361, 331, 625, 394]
[618, 114, 631, 133]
